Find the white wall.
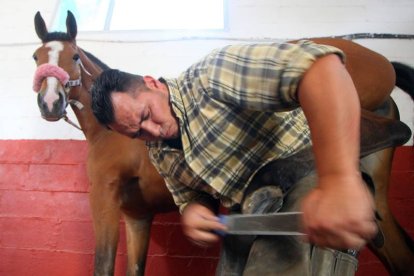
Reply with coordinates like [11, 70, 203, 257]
[0, 0, 413, 144]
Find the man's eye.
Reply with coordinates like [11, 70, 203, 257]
[142, 113, 150, 121]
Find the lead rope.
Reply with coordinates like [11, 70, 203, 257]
[63, 114, 83, 131]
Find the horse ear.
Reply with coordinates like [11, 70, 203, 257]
[34, 11, 48, 42]
[66, 10, 78, 41]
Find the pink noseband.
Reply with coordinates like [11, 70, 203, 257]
[33, 63, 70, 92]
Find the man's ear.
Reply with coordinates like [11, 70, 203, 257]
[143, 76, 158, 89]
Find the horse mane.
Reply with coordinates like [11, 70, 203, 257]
[83, 50, 111, 70]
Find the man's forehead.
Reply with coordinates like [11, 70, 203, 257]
[112, 93, 136, 115]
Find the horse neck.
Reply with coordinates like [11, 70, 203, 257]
[70, 47, 107, 143]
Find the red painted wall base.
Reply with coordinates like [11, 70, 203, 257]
[0, 140, 412, 275]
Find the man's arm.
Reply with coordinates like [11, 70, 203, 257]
[298, 54, 377, 249]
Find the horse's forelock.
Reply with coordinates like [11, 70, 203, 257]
[41, 32, 73, 43]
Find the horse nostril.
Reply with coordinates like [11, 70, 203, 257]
[37, 93, 55, 112]
[37, 93, 47, 109]
[58, 90, 68, 106]
[52, 90, 68, 114]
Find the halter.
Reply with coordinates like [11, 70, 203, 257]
[32, 59, 89, 91]
[33, 58, 93, 131]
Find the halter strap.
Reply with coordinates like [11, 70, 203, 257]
[78, 59, 92, 77]
[66, 60, 92, 88]
[67, 78, 81, 87]
[66, 59, 84, 88]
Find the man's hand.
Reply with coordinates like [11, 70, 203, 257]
[181, 203, 227, 247]
[301, 173, 377, 249]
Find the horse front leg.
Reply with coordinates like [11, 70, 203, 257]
[89, 179, 122, 276]
[123, 214, 154, 276]
[361, 147, 414, 275]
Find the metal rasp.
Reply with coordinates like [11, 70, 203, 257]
[218, 212, 305, 236]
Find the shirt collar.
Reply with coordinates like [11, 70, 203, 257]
[162, 77, 185, 124]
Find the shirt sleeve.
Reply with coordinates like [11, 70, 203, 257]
[146, 142, 217, 213]
[205, 40, 345, 111]
[164, 177, 201, 214]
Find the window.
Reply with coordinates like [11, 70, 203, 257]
[53, 0, 226, 31]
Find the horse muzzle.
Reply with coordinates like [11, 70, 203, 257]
[37, 90, 68, 121]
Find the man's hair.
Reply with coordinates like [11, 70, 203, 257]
[91, 69, 145, 126]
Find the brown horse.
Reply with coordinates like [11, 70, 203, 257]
[33, 11, 176, 276]
[32, 11, 413, 276]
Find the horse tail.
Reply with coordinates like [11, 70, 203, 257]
[392, 61, 414, 147]
[391, 62, 414, 100]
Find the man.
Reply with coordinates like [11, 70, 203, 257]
[91, 40, 376, 275]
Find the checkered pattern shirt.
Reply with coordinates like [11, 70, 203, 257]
[146, 40, 345, 212]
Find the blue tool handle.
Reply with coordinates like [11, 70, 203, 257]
[213, 215, 228, 237]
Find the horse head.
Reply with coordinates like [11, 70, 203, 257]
[32, 11, 83, 121]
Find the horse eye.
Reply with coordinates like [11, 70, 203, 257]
[32, 54, 38, 61]
[73, 54, 80, 61]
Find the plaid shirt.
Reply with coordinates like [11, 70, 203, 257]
[147, 40, 345, 212]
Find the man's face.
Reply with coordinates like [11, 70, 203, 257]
[109, 87, 179, 141]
